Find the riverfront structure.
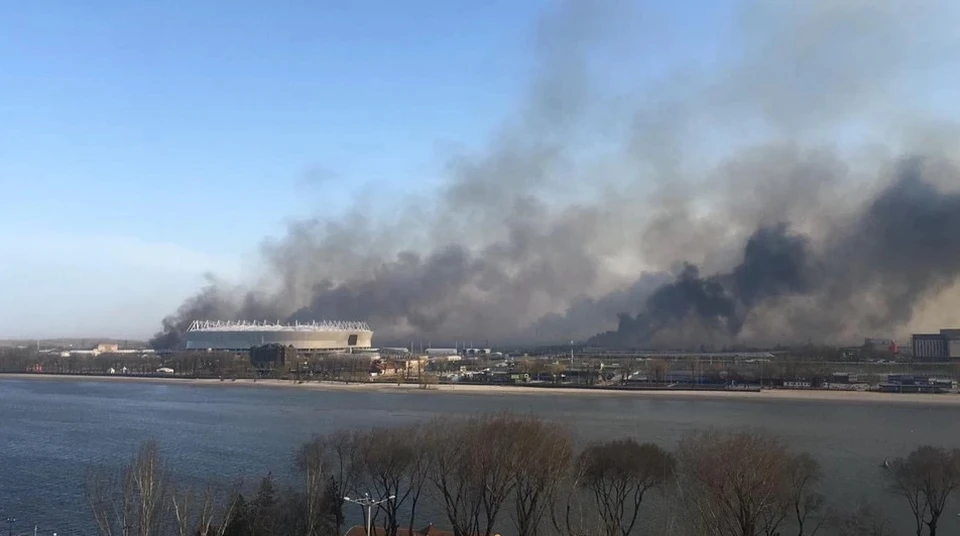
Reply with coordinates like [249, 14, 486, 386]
[184, 320, 373, 352]
[912, 329, 960, 360]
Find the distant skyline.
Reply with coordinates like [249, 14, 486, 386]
[3, 1, 960, 339]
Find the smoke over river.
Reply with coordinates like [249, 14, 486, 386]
[152, 0, 960, 349]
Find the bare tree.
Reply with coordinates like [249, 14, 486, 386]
[171, 480, 243, 536]
[87, 465, 131, 536]
[508, 418, 573, 536]
[427, 414, 529, 536]
[647, 359, 669, 383]
[87, 440, 171, 536]
[887, 445, 960, 536]
[576, 439, 675, 536]
[404, 426, 432, 536]
[828, 503, 890, 536]
[298, 435, 332, 536]
[677, 430, 819, 536]
[297, 430, 359, 536]
[425, 417, 475, 536]
[131, 442, 169, 536]
[549, 461, 591, 536]
[787, 453, 825, 536]
[351, 424, 428, 536]
[171, 485, 208, 536]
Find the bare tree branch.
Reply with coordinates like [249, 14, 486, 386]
[887, 445, 960, 536]
[678, 430, 819, 536]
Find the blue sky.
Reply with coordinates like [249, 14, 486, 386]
[1, 1, 570, 338]
[0, 0, 744, 338]
[3, 1, 953, 339]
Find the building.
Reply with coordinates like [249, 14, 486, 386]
[425, 348, 458, 357]
[184, 320, 373, 352]
[912, 329, 960, 360]
[879, 375, 952, 393]
[863, 338, 897, 354]
[943, 329, 960, 357]
[913, 334, 945, 359]
[249, 344, 295, 367]
[59, 343, 152, 358]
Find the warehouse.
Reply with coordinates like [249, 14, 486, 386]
[911, 329, 960, 360]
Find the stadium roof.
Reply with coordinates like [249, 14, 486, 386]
[187, 320, 371, 332]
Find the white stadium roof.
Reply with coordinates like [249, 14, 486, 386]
[187, 320, 371, 332]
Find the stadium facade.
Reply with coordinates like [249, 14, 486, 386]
[184, 320, 373, 352]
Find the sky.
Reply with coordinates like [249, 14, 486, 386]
[0, 1, 545, 338]
[0, 0, 738, 339]
[1, 1, 956, 340]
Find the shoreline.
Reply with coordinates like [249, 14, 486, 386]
[3, 373, 960, 405]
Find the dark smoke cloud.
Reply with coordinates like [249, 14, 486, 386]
[595, 160, 960, 348]
[815, 158, 960, 335]
[592, 223, 816, 347]
[151, 0, 960, 349]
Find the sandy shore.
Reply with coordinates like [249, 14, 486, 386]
[4, 373, 960, 405]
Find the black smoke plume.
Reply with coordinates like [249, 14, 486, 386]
[591, 223, 816, 347]
[594, 161, 960, 348]
[151, 1, 960, 349]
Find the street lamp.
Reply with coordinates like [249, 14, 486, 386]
[343, 492, 395, 536]
[6, 517, 15, 536]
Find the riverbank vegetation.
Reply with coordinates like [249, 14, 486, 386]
[82, 413, 960, 536]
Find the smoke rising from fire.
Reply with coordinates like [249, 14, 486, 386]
[152, 0, 960, 349]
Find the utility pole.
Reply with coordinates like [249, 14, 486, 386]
[343, 493, 395, 536]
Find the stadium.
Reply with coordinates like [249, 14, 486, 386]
[184, 320, 373, 352]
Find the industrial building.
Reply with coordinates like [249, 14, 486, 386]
[185, 320, 373, 352]
[58, 343, 154, 357]
[863, 338, 897, 354]
[911, 329, 960, 360]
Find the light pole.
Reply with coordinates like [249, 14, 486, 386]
[343, 492, 395, 536]
[6, 517, 15, 536]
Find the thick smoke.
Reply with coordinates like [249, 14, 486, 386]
[152, 0, 960, 349]
[592, 222, 817, 347]
[596, 160, 960, 348]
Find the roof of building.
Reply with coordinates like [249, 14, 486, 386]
[187, 319, 371, 333]
[343, 524, 456, 536]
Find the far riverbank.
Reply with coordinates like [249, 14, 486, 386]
[3, 372, 960, 405]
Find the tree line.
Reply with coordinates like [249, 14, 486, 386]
[86, 413, 960, 536]
[0, 348, 380, 382]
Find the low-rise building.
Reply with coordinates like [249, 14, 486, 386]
[912, 329, 960, 360]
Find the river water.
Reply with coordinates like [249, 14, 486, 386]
[2, 377, 960, 535]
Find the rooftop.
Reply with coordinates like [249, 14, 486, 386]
[187, 320, 371, 333]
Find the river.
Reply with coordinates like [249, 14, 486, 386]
[1, 377, 959, 534]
